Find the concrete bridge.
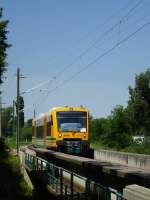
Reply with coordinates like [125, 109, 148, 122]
[20, 146, 150, 200]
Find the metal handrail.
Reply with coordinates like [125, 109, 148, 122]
[24, 152, 127, 200]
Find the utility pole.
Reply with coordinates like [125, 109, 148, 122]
[16, 68, 20, 154]
[16, 68, 25, 154]
[13, 100, 15, 137]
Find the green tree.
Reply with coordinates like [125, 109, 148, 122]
[90, 118, 110, 142]
[26, 118, 32, 127]
[0, 10, 11, 86]
[1, 106, 13, 137]
[20, 127, 32, 141]
[105, 105, 131, 149]
[128, 69, 150, 136]
[20, 118, 32, 141]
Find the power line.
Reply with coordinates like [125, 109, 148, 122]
[22, 1, 143, 96]
[121, 0, 143, 21]
[39, 0, 133, 70]
[49, 0, 144, 79]
[40, 20, 150, 105]
[22, 18, 150, 116]
[24, 1, 148, 114]
[21, 77, 56, 95]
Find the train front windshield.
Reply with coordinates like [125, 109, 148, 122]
[57, 111, 87, 132]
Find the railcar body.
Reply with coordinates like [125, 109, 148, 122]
[32, 106, 90, 155]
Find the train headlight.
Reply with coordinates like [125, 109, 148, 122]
[83, 133, 86, 138]
[58, 133, 62, 138]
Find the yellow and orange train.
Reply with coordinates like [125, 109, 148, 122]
[32, 106, 90, 155]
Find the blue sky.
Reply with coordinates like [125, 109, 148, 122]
[1, 0, 150, 120]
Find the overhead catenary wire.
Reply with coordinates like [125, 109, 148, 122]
[45, 0, 144, 79]
[22, 18, 150, 115]
[33, 1, 147, 108]
[121, 0, 143, 21]
[22, 0, 144, 96]
[40, 20, 150, 105]
[23, 2, 141, 112]
[23, 0, 148, 114]
[22, 77, 56, 94]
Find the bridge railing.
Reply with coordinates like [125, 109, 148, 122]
[24, 152, 126, 200]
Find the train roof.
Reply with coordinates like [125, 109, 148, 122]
[32, 106, 89, 125]
[50, 106, 89, 112]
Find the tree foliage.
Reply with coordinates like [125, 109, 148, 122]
[90, 118, 110, 142]
[105, 106, 131, 149]
[0, 18, 11, 85]
[26, 119, 32, 127]
[91, 69, 150, 150]
[1, 106, 13, 137]
[128, 69, 150, 136]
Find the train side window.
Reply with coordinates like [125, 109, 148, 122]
[47, 121, 51, 136]
[51, 115, 53, 126]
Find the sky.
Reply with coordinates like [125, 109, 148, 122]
[1, 0, 150, 120]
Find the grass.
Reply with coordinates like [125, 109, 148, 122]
[5, 137, 32, 149]
[122, 141, 150, 155]
[90, 139, 118, 151]
[0, 138, 32, 200]
[91, 139, 150, 155]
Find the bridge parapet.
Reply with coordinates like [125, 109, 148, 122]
[21, 149, 126, 200]
[94, 149, 150, 170]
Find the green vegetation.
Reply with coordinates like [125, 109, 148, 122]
[2, 66, 150, 155]
[0, 10, 11, 85]
[0, 138, 32, 200]
[0, 11, 32, 200]
[1, 105, 32, 143]
[20, 126, 32, 141]
[5, 137, 31, 149]
[90, 69, 150, 155]
[1, 106, 14, 137]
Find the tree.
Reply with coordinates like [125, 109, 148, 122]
[20, 118, 32, 141]
[26, 119, 32, 127]
[90, 118, 110, 142]
[105, 105, 131, 149]
[1, 106, 13, 137]
[128, 69, 150, 136]
[0, 10, 11, 86]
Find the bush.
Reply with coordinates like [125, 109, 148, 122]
[123, 140, 150, 154]
[20, 127, 32, 141]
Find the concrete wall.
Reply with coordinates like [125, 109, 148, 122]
[123, 184, 150, 200]
[19, 150, 33, 190]
[94, 149, 150, 170]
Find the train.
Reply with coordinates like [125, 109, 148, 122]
[32, 106, 90, 155]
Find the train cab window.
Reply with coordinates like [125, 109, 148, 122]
[57, 111, 87, 132]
